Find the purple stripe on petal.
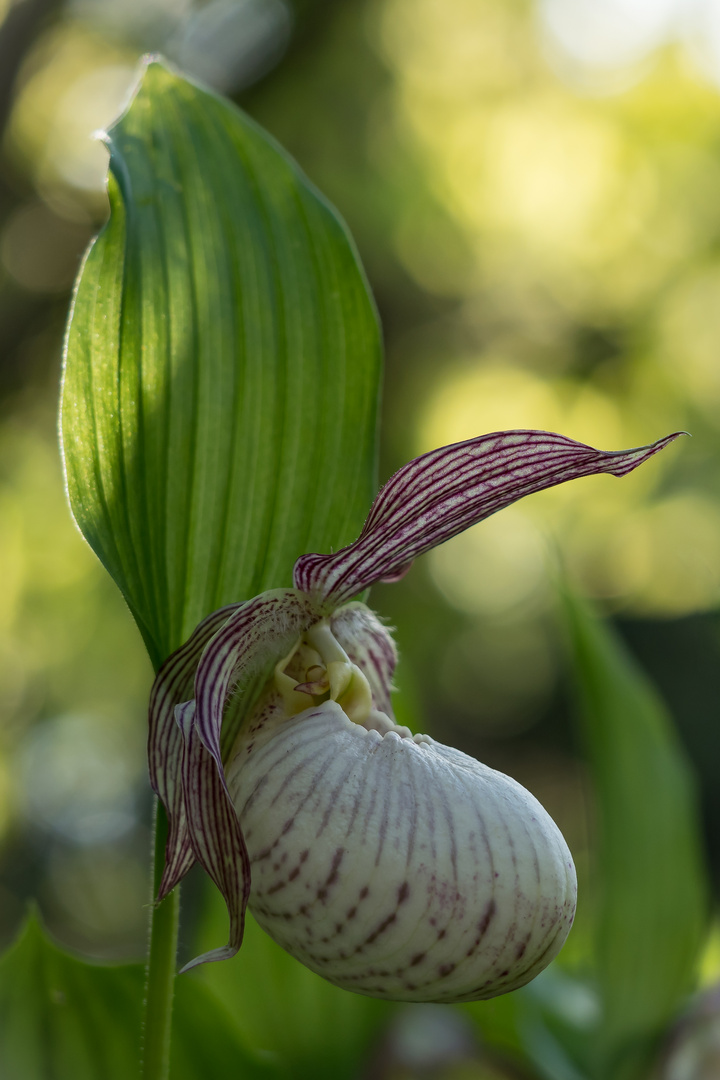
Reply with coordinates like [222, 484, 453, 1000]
[176, 701, 249, 970]
[148, 602, 242, 896]
[293, 429, 684, 605]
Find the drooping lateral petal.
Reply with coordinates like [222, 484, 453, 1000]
[148, 602, 242, 898]
[176, 589, 320, 969]
[175, 702, 249, 970]
[293, 429, 683, 606]
[192, 589, 321, 768]
[330, 603, 397, 718]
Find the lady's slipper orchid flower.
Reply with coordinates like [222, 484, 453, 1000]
[149, 428, 680, 1002]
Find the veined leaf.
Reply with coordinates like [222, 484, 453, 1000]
[563, 594, 708, 1080]
[0, 911, 279, 1080]
[61, 58, 381, 669]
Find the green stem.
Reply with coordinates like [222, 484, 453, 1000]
[141, 800, 180, 1080]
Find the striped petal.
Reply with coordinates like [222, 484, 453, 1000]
[173, 589, 321, 964]
[148, 602, 242, 899]
[293, 429, 683, 606]
[176, 701, 250, 970]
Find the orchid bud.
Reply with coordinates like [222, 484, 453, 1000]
[148, 428, 682, 997]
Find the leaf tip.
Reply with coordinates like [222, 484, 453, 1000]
[138, 52, 182, 85]
[104, 53, 180, 143]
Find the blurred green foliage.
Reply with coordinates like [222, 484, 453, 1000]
[559, 595, 707, 1080]
[0, 910, 280, 1080]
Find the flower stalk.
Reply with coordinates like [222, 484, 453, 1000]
[141, 802, 180, 1080]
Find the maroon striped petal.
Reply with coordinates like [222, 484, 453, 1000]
[329, 603, 397, 718]
[293, 429, 684, 606]
[176, 701, 250, 970]
[171, 589, 321, 967]
[192, 589, 321, 769]
[148, 602, 242, 899]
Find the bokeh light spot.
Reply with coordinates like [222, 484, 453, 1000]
[8, 26, 135, 201]
[428, 507, 548, 618]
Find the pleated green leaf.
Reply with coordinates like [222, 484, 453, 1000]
[563, 594, 708, 1080]
[61, 58, 381, 668]
[0, 911, 279, 1080]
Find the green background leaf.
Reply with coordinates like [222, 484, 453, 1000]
[563, 593, 708, 1080]
[61, 58, 381, 668]
[194, 890, 391, 1080]
[0, 911, 278, 1080]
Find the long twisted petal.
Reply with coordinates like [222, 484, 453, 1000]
[148, 602, 242, 899]
[176, 701, 251, 970]
[293, 429, 683, 605]
[174, 589, 321, 965]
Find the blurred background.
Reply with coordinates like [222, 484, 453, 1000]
[0, 0, 719, 1074]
